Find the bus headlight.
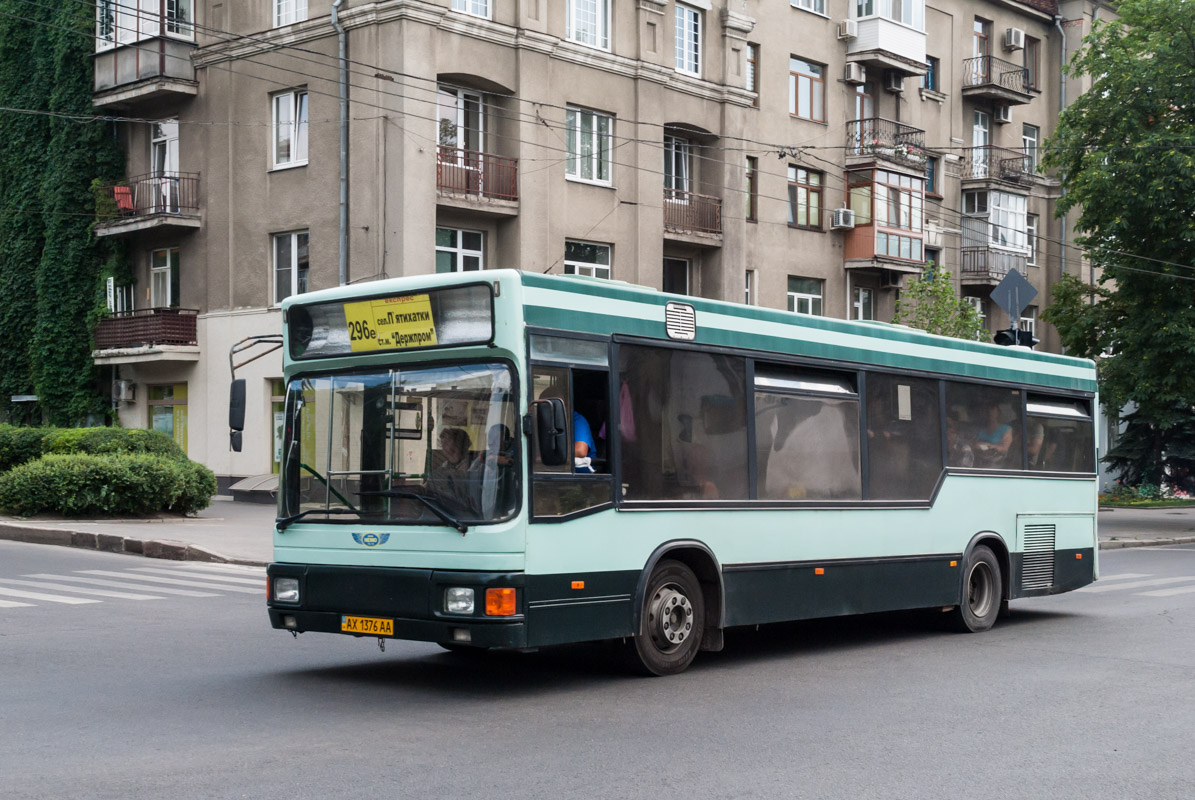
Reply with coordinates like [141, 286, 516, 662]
[273, 577, 300, 603]
[445, 587, 475, 614]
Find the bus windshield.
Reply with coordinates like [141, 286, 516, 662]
[280, 362, 518, 527]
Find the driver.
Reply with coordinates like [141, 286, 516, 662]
[426, 427, 479, 515]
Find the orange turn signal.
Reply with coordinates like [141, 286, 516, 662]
[814, 568, 825, 576]
[571, 580, 585, 590]
[950, 560, 958, 567]
[1076, 553, 1083, 560]
[485, 588, 517, 616]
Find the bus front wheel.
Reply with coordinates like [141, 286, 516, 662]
[628, 560, 705, 676]
[952, 545, 1002, 633]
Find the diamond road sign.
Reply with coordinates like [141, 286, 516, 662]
[989, 268, 1037, 321]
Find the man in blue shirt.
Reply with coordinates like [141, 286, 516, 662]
[539, 384, 597, 473]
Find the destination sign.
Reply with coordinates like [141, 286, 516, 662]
[343, 293, 438, 352]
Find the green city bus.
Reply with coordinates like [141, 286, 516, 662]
[261, 269, 1098, 675]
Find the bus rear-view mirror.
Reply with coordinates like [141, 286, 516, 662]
[535, 398, 569, 467]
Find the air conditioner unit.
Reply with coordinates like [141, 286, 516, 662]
[113, 380, 135, 403]
[844, 63, 866, 85]
[883, 71, 904, 93]
[882, 270, 906, 289]
[837, 19, 858, 40]
[994, 104, 1012, 124]
[831, 208, 856, 230]
[1004, 27, 1026, 51]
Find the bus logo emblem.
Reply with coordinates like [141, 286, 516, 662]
[352, 532, 389, 547]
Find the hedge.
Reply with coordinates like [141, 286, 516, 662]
[0, 425, 185, 472]
[0, 454, 216, 516]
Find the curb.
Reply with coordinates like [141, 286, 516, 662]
[1099, 536, 1195, 550]
[0, 523, 266, 567]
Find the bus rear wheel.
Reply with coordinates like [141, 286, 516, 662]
[952, 545, 1002, 633]
[628, 560, 705, 676]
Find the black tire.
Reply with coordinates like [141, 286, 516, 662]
[627, 560, 705, 676]
[951, 545, 1002, 633]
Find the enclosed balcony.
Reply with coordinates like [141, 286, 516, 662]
[961, 56, 1032, 105]
[846, 0, 928, 76]
[961, 146, 1033, 185]
[436, 147, 519, 216]
[93, 3, 197, 108]
[663, 189, 723, 242]
[93, 172, 201, 237]
[93, 308, 200, 365]
[846, 119, 927, 171]
[960, 247, 1029, 286]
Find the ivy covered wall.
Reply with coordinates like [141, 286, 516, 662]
[0, 2, 124, 425]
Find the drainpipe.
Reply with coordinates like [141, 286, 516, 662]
[332, 0, 349, 286]
[1054, 15, 1068, 283]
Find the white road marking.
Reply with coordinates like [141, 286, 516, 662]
[1093, 573, 1150, 582]
[173, 563, 266, 576]
[77, 570, 260, 593]
[0, 599, 35, 608]
[131, 567, 262, 585]
[0, 587, 99, 604]
[0, 579, 163, 600]
[24, 574, 218, 597]
[1079, 576, 1195, 593]
[1138, 586, 1195, 597]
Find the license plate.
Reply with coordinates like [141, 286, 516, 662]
[340, 615, 394, 635]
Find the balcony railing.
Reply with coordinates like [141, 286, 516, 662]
[961, 246, 1028, 281]
[663, 189, 723, 236]
[436, 147, 518, 201]
[962, 56, 1030, 95]
[962, 146, 1034, 181]
[95, 172, 200, 221]
[95, 308, 198, 349]
[846, 118, 927, 168]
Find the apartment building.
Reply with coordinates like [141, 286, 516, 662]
[90, 0, 1114, 490]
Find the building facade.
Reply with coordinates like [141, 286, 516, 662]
[90, 0, 1115, 489]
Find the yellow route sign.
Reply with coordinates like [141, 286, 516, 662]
[343, 294, 438, 352]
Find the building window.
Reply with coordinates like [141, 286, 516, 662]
[920, 56, 939, 91]
[437, 87, 483, 152]
[926, 156, 939, 195]
[966, 296, 987, 326]
[150, 248, 180, 308]
[964, 190, 1028, 251]
[851, 169, 924, 261]
[858, 0, 924, 28]
[1027, 213, 1039, 266]
[165, 0, 194, 37]
[1020, 306, 1037, 336]
[567, 0, 610, 50]
[924, 247, 941, 268]
[272, 90, 308, 168]
[853, 287, 874, 321]
[663, 258, 690, 295]
[664, 135, 691, 195]
[787, 167, 822, 229]
[746, 43, 759, 104]
[787, 276, 823, 315]
[792, 0, 826, 16]
[274, 0, 307, 28]
[273, 231, 310, 304]
[675, 4, 701, 76]
[745, 270, 756, 305]
[1025, 37, 1040, 90]
[149, 384, 188, 453]
[271, 379, 286, 474]
[565, 106, 612, 185]
[436, 228, 484, 272]
[789, 57, 825, 122]
[1022, 123, 1040, 173]
[745, 156, 758, 222]
[451, 0, 490, 19]
[564, 240, 611, 279]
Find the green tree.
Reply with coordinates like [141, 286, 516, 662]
[1041, 0, 1195, 487]
[893, 265, 987, 341]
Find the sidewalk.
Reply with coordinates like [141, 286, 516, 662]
[2, 500, 1194, 566]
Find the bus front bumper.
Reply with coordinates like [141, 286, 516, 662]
[266, 563, 527, 649]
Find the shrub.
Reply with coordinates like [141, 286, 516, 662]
[42, 427, 185, 460]
[0, 425, 55, 472]
[0, 454, 216, 516]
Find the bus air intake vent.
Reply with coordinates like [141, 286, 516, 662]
[665, 302, 697, 341]
[1021, 523, 1056, 591]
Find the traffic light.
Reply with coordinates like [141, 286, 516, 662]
[993, 329, 1039, 348]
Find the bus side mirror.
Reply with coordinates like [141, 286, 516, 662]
[535, 398, 569, 467]
[229, 379, 246, 452]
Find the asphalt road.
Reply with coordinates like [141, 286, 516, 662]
[2, 540, 1193, 800]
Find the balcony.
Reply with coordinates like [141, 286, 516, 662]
[961, 56, 1032, 105]
[93, 173, 201, 237]
[436, 147, 518, 216]
[961, 246, 1028, 285]
[846, 12, 927, 75]
[94, 37, 197, 109]
[961, 146, 1034, 185]
[93, 308, 200, 365]
[846, 119, 927, 171]
[663, 189, 723, 243]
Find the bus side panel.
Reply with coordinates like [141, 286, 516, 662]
[524, 569, 639, 647]
[722, 556, 960, 627]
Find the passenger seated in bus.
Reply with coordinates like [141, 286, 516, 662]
[946, 413, 975, 468]
[427, 427, 479, 515]
[538, 386, 597, 473]
[1027, 420, 1046, 468]
[972, 401, 1013, 467]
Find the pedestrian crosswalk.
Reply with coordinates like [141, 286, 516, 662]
[1076, 572, 1195, 597]
[0, 562, 265, 610]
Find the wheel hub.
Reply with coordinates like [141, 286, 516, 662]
[647, 585, 694, 652]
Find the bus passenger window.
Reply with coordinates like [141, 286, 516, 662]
[865, 374, 942, 500]
[530, 364, 613, 519]
[945, 383, 1023, 469]
[1026, 395, 1095, 472]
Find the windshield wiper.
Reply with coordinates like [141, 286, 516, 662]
[356, 489, 468, 534]
[276, 507, 374, 531]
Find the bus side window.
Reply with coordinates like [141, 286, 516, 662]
[865, 374, 942, 500]
[530, 364, 613, 519]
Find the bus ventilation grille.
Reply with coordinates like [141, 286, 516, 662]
[1021, 524, 1056, 591]
[664, 302, 697, 341]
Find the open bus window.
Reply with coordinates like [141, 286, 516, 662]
[865, 374, 942, 500]
[530, 363, 612, 518]
[945, 383, 1023, 469]
[1026, 395, 1094, 472]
